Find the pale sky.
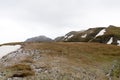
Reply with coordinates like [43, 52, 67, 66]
[0, 0, 120, 43]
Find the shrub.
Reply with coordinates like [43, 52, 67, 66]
[7, 63, 35, 78]
[20, 57, 34, 63]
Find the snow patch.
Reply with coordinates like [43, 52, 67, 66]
[95, 29, 106, 37]
[117, 40, 120, 46]
[64, 35, 68, 38]
[64, 34, 74, 41]
[68, 35, 74, 39]
[81, 34, 87, 38]
[0, 45, 21, 59]
[107, 37, 113, 44]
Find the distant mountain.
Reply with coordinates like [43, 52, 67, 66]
[24, 25, 120, 46]
[55, 25, 120, 46]
[25, 35, 53, 42]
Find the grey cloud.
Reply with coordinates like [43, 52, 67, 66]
[0, 0, 120, 43]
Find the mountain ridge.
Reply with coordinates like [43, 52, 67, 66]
[24, 25, 120, 46]
[55, 25, 120, 46]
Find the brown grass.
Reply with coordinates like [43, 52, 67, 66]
[1, 42, 120, 80]
[6, 63, 35, 78]
[21, 42, 120, 66]
[20, 57, 34, 63]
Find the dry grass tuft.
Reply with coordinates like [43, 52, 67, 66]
[6, 63, 35, 78]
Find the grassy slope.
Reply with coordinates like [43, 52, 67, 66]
[1, 42, 120, 80]
[23, 42, 120, 64]
[24, 42, 120, 79]
[105, 26, 120, 38]
[91, 26, 120, 44]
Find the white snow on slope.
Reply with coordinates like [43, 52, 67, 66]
[64, 35, 68, 38]
[95, 29, 106, 37]
[117, 40, 120, 46]
[81, 34, 87, 38]
[64, 35, 74, 41]
[0, 45, 21, 59]
[107, 37, 113, 44]
[68, 35, 74, 39]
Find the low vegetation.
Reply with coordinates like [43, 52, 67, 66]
[105, 25, 120, 38]
[0, 42, 120, 80]
[3, 63, 34, 79]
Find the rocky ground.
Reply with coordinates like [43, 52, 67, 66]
[0, 42, 120, 80]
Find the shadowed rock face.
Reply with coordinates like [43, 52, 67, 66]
[25, 35, 53, 42]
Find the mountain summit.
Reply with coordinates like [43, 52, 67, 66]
[25, 35, 53, 42]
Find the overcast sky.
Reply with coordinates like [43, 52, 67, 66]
[0, 0, 120, 43]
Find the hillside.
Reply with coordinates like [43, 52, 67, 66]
[0, 42, 120, 80]
[25, 35, 53, 42]
[55, 25, 120, 46]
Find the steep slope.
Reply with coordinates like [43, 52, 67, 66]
[93, 25, 120, 45]
[54, 36, 64, 42]
[55, 25, 120, 46]
[0, 42, 120, 80]
[66, 27, 105, 42]
[25, 35, 53, 42]
[54, 31, 85, 42]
